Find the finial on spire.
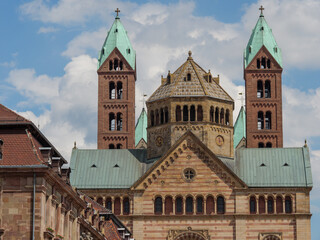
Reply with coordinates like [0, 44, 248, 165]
[73, 141, 77, 149]
[239, 92, 245, 107]
[304, 139, 308, 147]
[188, 50, 192, 60]
[115, 8, 120, 18]
[259, 5, 264, 16]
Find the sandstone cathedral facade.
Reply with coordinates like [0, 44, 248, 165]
[70, 6, 313, 240]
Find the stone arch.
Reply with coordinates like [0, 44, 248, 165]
[262, 235, 280, 240]
[174, 232, 207, 240]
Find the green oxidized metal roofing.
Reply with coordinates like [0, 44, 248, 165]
[244, 12, 282, 68]
[233, 106, 246, 148]
[135, 108, 148, 145]
[98, 16, 136, 70]
[235, 147, 313, 187]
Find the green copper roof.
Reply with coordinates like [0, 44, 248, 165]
[234, 106, 246, 148]
[98, 16, 136, 70]
[70, 149, 157, 189]
[244, 13, 282, 68]
[135, 108, 148, 146]
[235, 147, 313, 187]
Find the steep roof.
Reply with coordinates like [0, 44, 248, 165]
[235, 147, 313, 187]
[148, 52, 233, 102]
[244, 12, 282, 68]
[70, 149, 157, 189]
[135, 108, 148, 146]
[0, 104, 30, 124]
[98, 16, 136, 70]
[234, 106, 246, 148]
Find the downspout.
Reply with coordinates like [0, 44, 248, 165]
[32, 172, 36, 240]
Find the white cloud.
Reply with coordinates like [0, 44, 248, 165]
[311, 150, 320, 200]
[38, 26, 59, 34]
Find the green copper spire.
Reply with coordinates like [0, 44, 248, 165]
[234, 106, 246, 148]
[98, 9, 136, 70]
[135, 108, 147, 145]
[244, 6, 282, 68]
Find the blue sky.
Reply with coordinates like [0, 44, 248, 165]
[1, 0, 320, 238]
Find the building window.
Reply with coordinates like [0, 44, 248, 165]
[197, 105, 203, 121]
[276, 196, 283, 213]
[176, 106, 181, 122]
[196, 196, 203, 214]
[114, 197, 121, 215]
[258, 111, 264, 130]
[176, 197, 183, 215]
[0, 139, 3, 160]
[261, 57, 266, 69]
[165, 196, 173, 215]
[257, 59, 261, 69]
[215, 107, 219, 123]
[109, 144, 115, 149]
[206, 196, 214, 214]
[154, 197, 162, 215]
[259, 196, 266, 214]
[151, 110, 155, 126]
[184, 168, 195, 181]
[119, 61, 123, 70]
[267, 196, 274, 214]
[258, 142, 264, 148]
[155, 109, 160, 125]
[190, 105, 196, 121]
[257, 80, 263, 98]
[217, 196, 225, 214]
[285, 196, 292, 213]
[265, 80, 271, 98]
[265, 111, 272, 129]
[250, 196, 256, 214]
[220, 108, 224, 124]
[160, 108, 164, 124]
[123, 197, 130, 215]
[266, 142, 272, 148]
[106, 197, 112, 210]
[117, 82, 123, 99]
[116, 144, 122, 149]
[267, 59, 271, 69]
[109, 60, 113, 71]
[187, 73, 191, 81]
[116, 113, 123, 131]
[164, 107, 169, 123]
[183, 105, 188, 122]
[109, 82, 116, 99]
[186, 196, 193, 214]
[114, 59, 119, 70]
[226, 109, 230, 125]
[109, 113, 116, 131]
[210, 106, 214, 122]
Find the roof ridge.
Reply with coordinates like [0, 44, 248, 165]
[189, 60, 208, 95]
[0, 104, 30, 123]
[170, 58, 190, 95]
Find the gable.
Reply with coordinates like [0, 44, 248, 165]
[133, 131, 246, 191]
[98, 48, 134, 73]
[246, 46, 282, 71]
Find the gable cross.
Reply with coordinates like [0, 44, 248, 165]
[259, 5, 264, 16]
[115, 8, 120, 17]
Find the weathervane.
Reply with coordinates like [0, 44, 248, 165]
[259, 5, 264, 16]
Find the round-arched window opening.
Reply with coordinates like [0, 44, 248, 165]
[0, 139, 3, 146]
[183, 168, 196, 182]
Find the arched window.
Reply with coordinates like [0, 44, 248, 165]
[123, 197, 130, 215]
[276, 196, 283, 213]
[190, 105, 195, 121]
[215, 107, 219, 123]
[165, 196, 173, 215]
[167, 74, 171, 84]
[267, 196, 274, 214]
[151, 110, 155, 126]
[257, 80, 263, 98]
[164, 107, 169, 123]
[160, 108, 164, 124]
[114, 59, 119, 70]
[197, 105, 203, 121]
[114, 197, 121, 215]
[97, 197, 103, 206]
[186, 196, 193, 214]
[285, 196, 292, 213]
[267, 59, 271, 69]
[259, 196, 266, 214]
[109, 82, 116, 99]
[196, 196, 203, 214]
[155, 110, 160, 125]
[225, 109, 230, 125]
[261, 57, 266, 69]
[154, 197, 163, 215]
[257, 58, 261, 69]
[0, 139, 3, 161]
[109, 113, 116, 131]
[265, 80, 271, 98]
[109, 144, 115, 149]
[258, 142, 264, 148]
[183, 105, 188, 122]
[258, 111, 264, 130]
[250, 196, 256, 214]
[119, 61, 123, 70]
[266, 142, 272, 148]
[217, 196, 225, 214]
[176, 106, 181, 122]
[206, 196, 214, 214]
[116, 144, 122, 149]
[116, 113, 122, 131]
[175, 197, 183, 215]
[109, 60, 113, 71]
[210, 106, 214, 122]
[263, 235, 280, 240]
[106, 197, 112, 210]
[117, 82, 123, 99]
[220, 108, 224, 124]
[187, 73, 191, 81]
[265, 111, 271, 129]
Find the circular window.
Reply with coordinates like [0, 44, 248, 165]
[183, 168, 196, 182]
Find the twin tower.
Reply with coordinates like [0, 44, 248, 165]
[97, 8, 283, 153]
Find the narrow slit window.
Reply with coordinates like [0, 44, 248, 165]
[258, 111, 264, 130]
[190, 105, 195, 121]
[176, 106, 181, 122]
[183, 106, 188, 122]
[117, 82, 123, 99]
